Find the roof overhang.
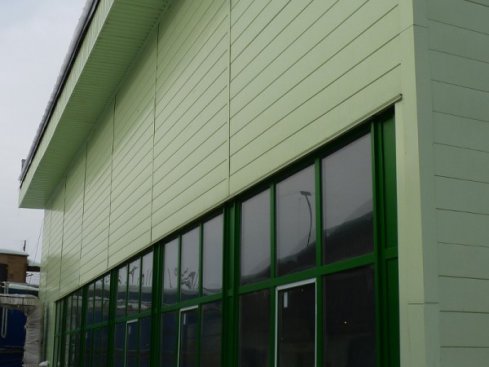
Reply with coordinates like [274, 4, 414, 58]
[19, 0, 171, 208]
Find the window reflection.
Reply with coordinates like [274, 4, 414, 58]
[201, 302, 222, 367]
[117, 266, 127, 317]
[163, 239, 179, 305]
[277, 282, 315, 367]
[323, 134, 373, 263]
[277, 166, 316, 275]
[181, 228, 200, 300]
[203, 215, 223, 295]
[127, 259, 140, 314]
[161, 312, 178, 367]
[179, 308, 199, 367]
[141, 252, 153, 311]
[324, 267, 375, 367]
[240, 190, 271, 284]
[238, 290, 270, 367]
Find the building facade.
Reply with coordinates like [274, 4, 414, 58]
[19, 0, 489, 366]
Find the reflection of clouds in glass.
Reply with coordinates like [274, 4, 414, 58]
[241, 190, 271, 283]
[323, 134, 372, 229]
[203, 215, 223, 294]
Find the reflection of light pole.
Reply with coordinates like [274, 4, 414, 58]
[300, 190, 312, 247]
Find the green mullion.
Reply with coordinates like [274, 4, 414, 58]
[238, 253, 375, 295]
[161, 294, 222, 313]
[197, 306, 202, 367]
[270, 184, 276, 279]
[269, 286, 276, 367]
[372, 122, 384, 367]
[316, 276, 323, 367]
[177, 236, 182, 303]
[152, 245, 162, 367]
[138, 257, 143, 314]
[79, 287, 88, 367]
[315, 159, 323, 268]
[199, 224, 204, 297]
[108, 269, 118, 367]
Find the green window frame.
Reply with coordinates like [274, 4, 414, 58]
[51, 111, 398, 367]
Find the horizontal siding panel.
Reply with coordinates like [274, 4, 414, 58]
[152, 161, 227, 225]
[441, 347, 489, 367]
[155, 48, 228, 156]
[430, 51, 489, 93]
[440, 312, 489, 347]
[435, 177, 489, 215]
[153, 85, 227, 171]
[434, 144, 489, 183]
[153, 111, 227, 186]
[231, 0, 275, 49]
[433, 81, 489, 123]
[230, 32, 400, 174]
[152, 179, 228, 242]
[155, 0, 226, 108]
[439, 276, 489, 313]
[428, 0, 489, 35]
[438, 242, 489, 279]
[230, 0, 322, 82]
[109, 223, 152, 267]
[153, 140, 228, 213]
[434, 112, 489, 152]
[230, 65, 401, 193]
[155, 16, 228, 131]
[230, 0, 366, 102]
[230, 3, 399, 151]
[437, 210, 489, 248]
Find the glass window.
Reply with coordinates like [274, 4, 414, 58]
[201, 302, 222, 367]
[87, 284, 95, 325]
[180, 228, 200, 301]
[163, 239, 179, 305]
[127, 259, 141, 314]
[179, 308, 199, 367]
[126, 320, 139, 367]
[238, 290, 270, 367]
[277, 282, 315, 367]
[203, 215, 223, 295]
[324, 267, 375, 367]
[117, 266, 128, 317]
[84, 331, 92, 367]
[114, 323, 125, 367]
[240, 190, 271, 284]
[322, 134, 373, 263]
[140, 317, 152, 367]
[161, 312, 178, 367]
[141, 252, 153, 311]
[277, 166, 316, 275]
[103, 275, 111, 321]
[94, 278, 103, 323]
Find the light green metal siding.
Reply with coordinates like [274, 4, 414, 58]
[228, 0, 402, 193]
[152, 0, 230, 239]
[428, 0, 489, 365]
[59, 152, 85, 293]
[80, 106, 113, 284]
[109, 32, 156, 266]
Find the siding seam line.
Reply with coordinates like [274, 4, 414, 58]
[228, 0, 232, 196]
[151, 23, 159, 240]
[107, 98, 115, 267]
[79, 144, 89, 286]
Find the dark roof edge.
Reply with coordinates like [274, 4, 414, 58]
[19, 0, 100, 184]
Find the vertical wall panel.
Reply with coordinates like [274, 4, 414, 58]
[59, 151, 85, 293]
[152, 0, 229, 241]
[429, 0, 489, 362]
[109, 33, 156, 266]
[80, 106, 113, 284]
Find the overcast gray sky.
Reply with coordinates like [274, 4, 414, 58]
[0, 0, 86, 262]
